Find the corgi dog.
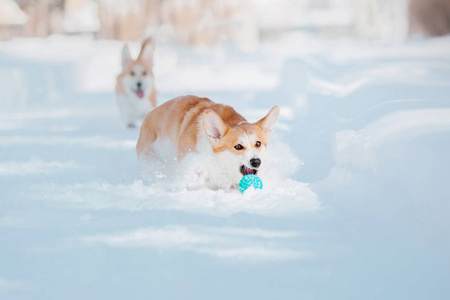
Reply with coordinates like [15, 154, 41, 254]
[136, 95, 280, 190]
[116, 38, 157, 128]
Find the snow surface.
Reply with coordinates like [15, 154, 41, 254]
[1, 34, 450, 299]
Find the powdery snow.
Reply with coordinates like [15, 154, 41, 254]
[74, 225, 314, 262]
[1, 33, 450, 300]
[31, 179, 318, 216]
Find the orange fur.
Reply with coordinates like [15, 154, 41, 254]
[136, 95, 279, 161]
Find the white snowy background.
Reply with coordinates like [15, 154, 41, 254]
[1, 12, 450, 300]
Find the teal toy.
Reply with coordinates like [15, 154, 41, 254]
[239, 174, 263, 194]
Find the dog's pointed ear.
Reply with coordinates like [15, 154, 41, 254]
[256, 105, 280, 137]
[122, 43, 132, 68]
[203, 110, 228, 144]
[138, 38, 154, 66]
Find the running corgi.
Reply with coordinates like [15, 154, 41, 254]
[136, 95, 280, 190]
[116, 38, 157, 128]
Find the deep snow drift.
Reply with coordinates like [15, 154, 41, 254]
[1, 34, 450, 299]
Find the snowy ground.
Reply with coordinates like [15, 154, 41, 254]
[1, 34, 450, 299]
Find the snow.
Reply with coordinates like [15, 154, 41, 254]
[1, 33, 450, 299]
[0, 158, 78, 176]
[75, 225, 313, 262]
[0, 0, 27, 26]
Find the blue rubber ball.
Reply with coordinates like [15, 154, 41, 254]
[239, 174, 263, 193]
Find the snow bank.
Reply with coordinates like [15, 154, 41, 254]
[334, 108, 450, 171]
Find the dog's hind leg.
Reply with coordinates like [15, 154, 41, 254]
[176, 135, 197, 162]
[136, 124, 157, 160]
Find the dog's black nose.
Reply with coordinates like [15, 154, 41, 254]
[137, 82, 142, 89]
[250, 158, 261, 168]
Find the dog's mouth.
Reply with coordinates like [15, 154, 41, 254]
[240, 165, 258, 176]
[134, 89, 144, 99]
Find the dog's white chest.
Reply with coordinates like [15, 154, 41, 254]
[117, 93, 152, 125]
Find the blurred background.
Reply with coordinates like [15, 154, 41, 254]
[1, 0, 450, 46]
[2, 0, 450, 112]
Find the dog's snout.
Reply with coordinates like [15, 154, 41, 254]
[250, 158, 261, 168]
[137, 82, 142, 89]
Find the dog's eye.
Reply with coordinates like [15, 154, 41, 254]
[255, 141, 261, 147]
[130, 71, 135, 76]
[234, 144, 244, 150]
[142, 71, 147, 76]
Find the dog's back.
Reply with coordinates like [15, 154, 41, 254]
[136, 95, 246, 160]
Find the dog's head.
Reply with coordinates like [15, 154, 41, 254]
[120, 39, 154, 100]
[203, 106, 280, 185]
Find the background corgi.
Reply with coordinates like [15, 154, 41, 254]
[116, 38, 157, 128]
[137, 95, 280, 190]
